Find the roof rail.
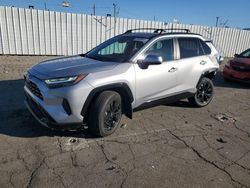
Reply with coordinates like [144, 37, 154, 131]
[125, 28, 163, 34]
[124, 28, 190, 34]
[161, 28, 190, 33]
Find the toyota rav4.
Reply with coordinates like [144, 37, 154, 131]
[24, 28, 221, 137]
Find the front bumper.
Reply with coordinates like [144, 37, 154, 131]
[223, 66, 250, 83]
[24, 75, 94, 130]
[24, 94, 83, 130]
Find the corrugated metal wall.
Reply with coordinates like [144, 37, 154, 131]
[0, 6, 250, 57]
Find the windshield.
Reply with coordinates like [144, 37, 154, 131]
[238, 48, 250, 58]
[86, 35, 149, 62]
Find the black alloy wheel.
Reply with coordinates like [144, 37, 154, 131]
[188, 77, 214, 107]
[89, 91, 122, 137]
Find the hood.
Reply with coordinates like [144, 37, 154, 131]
[29, 55, 118, 80]
[233, 57, 250, 66]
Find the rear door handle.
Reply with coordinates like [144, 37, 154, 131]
[200, 60, 207, 65]
[168, 67, 178, 72]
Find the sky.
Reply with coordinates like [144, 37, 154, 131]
[1, 0, 250, 29]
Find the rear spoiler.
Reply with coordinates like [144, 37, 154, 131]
[204, 39, 213, 43]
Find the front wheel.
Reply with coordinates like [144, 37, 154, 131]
[188, 77, 214, 107]
[89, 91, 122, 137]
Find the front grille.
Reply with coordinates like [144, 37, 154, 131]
[232, 65, 250, 72]
[25, 80, 43, 100]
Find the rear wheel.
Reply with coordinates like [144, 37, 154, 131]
[188, 77, 214, 107]
[89, 91, 122, 137]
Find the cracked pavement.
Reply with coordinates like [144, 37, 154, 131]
[0, 56, 250, 188]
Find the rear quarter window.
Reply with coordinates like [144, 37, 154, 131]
[178, 38, 211, 59]
[199, 40, 211, 55]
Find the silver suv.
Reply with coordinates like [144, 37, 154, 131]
[24, 28, 221, 137]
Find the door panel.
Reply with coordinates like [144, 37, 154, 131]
[175, 37, 213, 93]
[134, 38, 178, 107]
[134, 61, 177, 107]
[174, 56, 211, 93]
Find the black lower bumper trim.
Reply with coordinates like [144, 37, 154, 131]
[24, 92, 83, 131]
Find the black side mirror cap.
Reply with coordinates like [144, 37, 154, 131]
[139, 55, 163, 69]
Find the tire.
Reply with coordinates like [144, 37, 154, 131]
[188, 77, 214, 107]
[89, 91, 122, 137]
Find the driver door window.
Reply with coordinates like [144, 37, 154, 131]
[145, 39, 174, 61]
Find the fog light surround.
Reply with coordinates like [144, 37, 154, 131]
[62, 99, 72, 115]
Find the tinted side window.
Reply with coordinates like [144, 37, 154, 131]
[179, 38, 210, 58]
[145, 39, 174, 61]
[199, 40, 211, 55]
[239, 48, 250, 57]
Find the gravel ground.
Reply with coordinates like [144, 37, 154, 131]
[0, 55, 250, 188]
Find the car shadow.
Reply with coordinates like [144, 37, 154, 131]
[0, 75, 249, 138]
[0, 79, 93, 138]
[0, 106, 94, 139]
[166, 100, 194, 108]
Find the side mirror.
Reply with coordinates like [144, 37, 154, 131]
[234, 54, 239, 57]
[140, 55, 163, 69]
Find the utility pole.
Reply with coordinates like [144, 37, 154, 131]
[216, 17, 219, 27]
[113, 3, 118, 35]
[93, 4, 96, 15]
[113, 3, 117, 18]
[44, 1, 47, 10]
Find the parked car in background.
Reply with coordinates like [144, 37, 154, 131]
[24, 28, 221, 137]
[223, 48, 250, 83]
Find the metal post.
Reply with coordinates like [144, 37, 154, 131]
[113, 3, 117, 36]
[216, 17, 219, 27]
[93, 4, 96, 15]
[113, 3, 117, 18]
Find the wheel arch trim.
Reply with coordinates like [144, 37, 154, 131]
[81, 83, 134, 121]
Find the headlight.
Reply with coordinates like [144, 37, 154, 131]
[45, 74, 87, 88]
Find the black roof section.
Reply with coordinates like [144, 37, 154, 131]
[122, 32, 158, 38]
[125, 28, 190, 34]
[123, 28, 202, 38]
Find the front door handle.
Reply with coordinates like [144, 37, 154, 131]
[200, 60, 207, 65]
[168, 67, 178, 72]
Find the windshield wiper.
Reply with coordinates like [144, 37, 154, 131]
[79, 54, 86, 57]
[85, 54, 101, 61]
